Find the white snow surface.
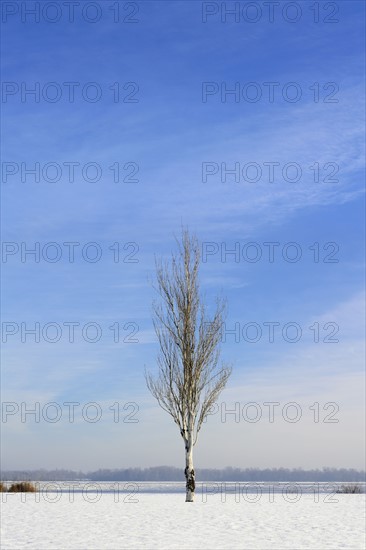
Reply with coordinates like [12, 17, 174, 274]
[1, 492, 365, 549]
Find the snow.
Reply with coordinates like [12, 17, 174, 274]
[1, 489, 365, 549]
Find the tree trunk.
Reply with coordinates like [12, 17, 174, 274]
[184, 440, 195, 502]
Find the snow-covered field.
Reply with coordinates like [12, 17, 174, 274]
[1, 485, 365, 550]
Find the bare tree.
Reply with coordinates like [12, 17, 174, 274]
[145, 230, 232, 502]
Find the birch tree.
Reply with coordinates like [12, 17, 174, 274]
[145, 230, 232, 502]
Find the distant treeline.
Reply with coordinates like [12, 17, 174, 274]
[1, 466, 365, 482]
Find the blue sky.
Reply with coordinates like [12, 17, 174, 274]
[1, 0, 365, 471]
